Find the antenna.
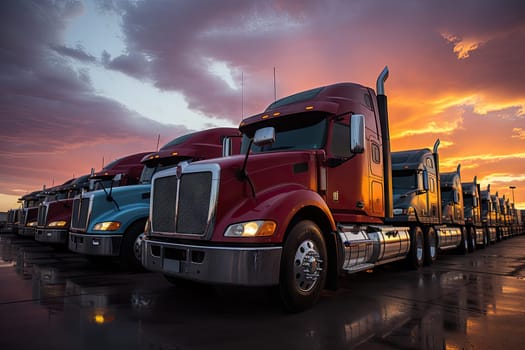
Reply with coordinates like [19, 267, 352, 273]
[273, 67, 277, 101]
[102, 156, 105, 169]
[241, 72, 244, 122]
[156, 134, 160, 151]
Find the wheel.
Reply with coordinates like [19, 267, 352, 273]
[467, 227, 476, 253]
[407, 226, 424, 269]
[423, 227, 438, 265]
[483, 228, 489, 247]
[120, 219, 147, 271]
[279, 220, 327, 313]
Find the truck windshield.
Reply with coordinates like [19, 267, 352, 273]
[463, 195, 474, 208]
[139, 163, 179, 184]
[392, 172, 417, 194]
[441, 188, 454, 203]
[241, 116, 327, 154]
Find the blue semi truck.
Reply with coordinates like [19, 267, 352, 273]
[68, 128, 240, 269]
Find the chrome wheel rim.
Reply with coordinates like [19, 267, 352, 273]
[416, 234, 424, 261]
[293, 240, 323, 293]
[429, 232, 437, 259]
[133, 233, 145, 262]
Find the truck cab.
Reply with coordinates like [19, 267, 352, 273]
[480, 185, 498, 243]
[69, 128, 240, 270]
[142, 68, 432, 311]
[462, 177, 487, 248]
[35, 174, 91, 244]
[17, 189, 48, 237]
[390, 148, 439, 225]
[438, 166, 467, 252]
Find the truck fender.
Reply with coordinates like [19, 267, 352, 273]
[88, 204, 149, 235]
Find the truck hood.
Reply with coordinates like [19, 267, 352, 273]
[393, 191, 417, 209]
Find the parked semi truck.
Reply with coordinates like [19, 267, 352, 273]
[69, 128, 241, 270]
[462, 177, 488, 248]
[35, 174, 90, 244]
[17, 189, 51, 237]
[480, 185, 498, 243]
[386, 146, 470, 267]
[5, 209, 19, 234]
[140, 67, 524, 311]
[35, 152, 152, 246]
[141, 67, 432, 311]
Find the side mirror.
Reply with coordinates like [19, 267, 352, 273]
[253, 127, 275, 147]
[350, 114, 365, 153]
[453, 190, 460, 204]
[222, 137, 232, 157]
[421, 169, 429, 192]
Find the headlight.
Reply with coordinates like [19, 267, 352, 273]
[48, 221, 67, 227]
[224, 220, 277, 237]
[93, 221, 121, 231]
[26, 221, 37, 227]
[393, 208, 415, 215]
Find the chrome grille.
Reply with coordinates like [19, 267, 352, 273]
[71, 197, 90, 230]
[37, 203, 48, 226]
[151, 175, 178, 233]
[176, 172, 212, 234]
[20, 209, 27, 225]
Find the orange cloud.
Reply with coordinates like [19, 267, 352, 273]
[512, 128, 525, 139]
[441, 32, 485, 59]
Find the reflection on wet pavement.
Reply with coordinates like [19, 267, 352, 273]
[1, 233, 524, 349]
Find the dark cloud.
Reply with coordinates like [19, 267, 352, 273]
[1, 0, 525, 206]
[102, 51, 151, 78]
[51, 44, 97, 63]
[0, 0, 188, 196]
[87, 0, 524, 123]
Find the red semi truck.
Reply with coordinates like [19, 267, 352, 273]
[35, 152, 151, 245]
[18, 186, 65, 237]
[141, 67, 415, 311]
[34, 174, 91, 244]
[140, 67, 518, 311]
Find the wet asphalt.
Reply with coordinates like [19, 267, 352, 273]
[0, 232, 524, 350]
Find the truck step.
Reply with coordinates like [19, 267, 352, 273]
[343, 263, 375, 274]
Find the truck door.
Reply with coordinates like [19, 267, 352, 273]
[424, 156, 439, 222]
[324, 112, 383, 220]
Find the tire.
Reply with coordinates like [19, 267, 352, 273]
[423, 227, 438, 266]
[458, 227, 469, 254]
[279, 220, 327, 313]
[467, 227, 476, 253]
[120, 219, 147, 271]
[407, 226, 424, 269]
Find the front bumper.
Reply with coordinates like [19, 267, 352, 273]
[35, 229, 68, 244]
[69, 232, 122, 256]
[142, 238, 282, 286]
[19, 227, 36, 237]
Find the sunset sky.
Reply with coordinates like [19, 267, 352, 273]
[1, 0, 524, 211]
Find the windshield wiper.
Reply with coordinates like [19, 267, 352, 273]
[398, 189, 419, 198]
